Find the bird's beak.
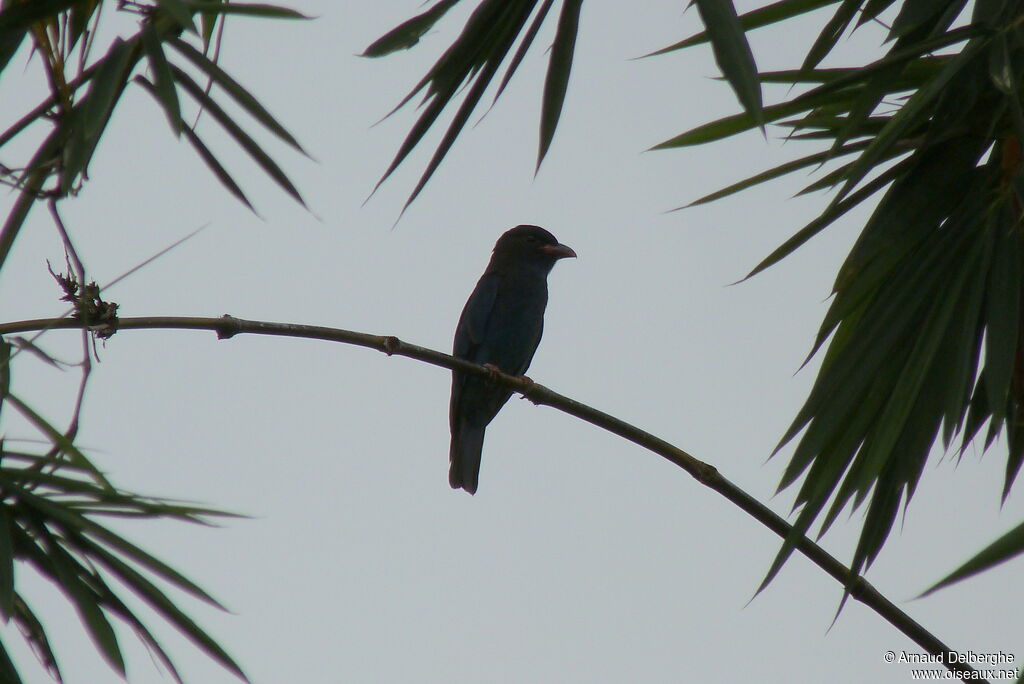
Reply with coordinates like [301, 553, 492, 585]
[541, 243, 577, 259]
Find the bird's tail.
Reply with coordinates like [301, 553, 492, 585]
[449, 425, 485, 495]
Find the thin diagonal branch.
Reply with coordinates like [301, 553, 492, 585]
[0, 314, 983, 683]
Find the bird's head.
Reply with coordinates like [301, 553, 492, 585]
[491, 225, 576, 270]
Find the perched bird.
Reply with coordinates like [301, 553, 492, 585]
[449, 225, 576, 494]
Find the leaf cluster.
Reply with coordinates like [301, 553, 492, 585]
[362, 0, 585, 212]
[0, 0, 308, 273]
[368, 0, 1024, 601]
[0, 1, 308, 680]
[655, 0, 1024, 598]
[0, 340, 244, 683]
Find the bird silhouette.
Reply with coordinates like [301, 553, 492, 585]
[449, 225, 576, 494]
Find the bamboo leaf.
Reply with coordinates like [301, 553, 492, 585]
[492, 0, 555, 104]
[11, 595, 60, 681]
[538, 0, 583, 168]
[12, 486, 228, 609]
[0, 339, 9, 424]
[62, 37, 137, 193]
[919, 519, 1024, 597]
[742, 160, 904, 280]
[889, 0, 963, 40]
[73, 533, 247, 681]
[201, 1, 223, 48]
[361, 0, 462, 57]
[983, 208, 1020, 427]
[694, 0, 763, 128]
[855, 0, 898, 28]
[642, 0, 838, 57]
[156, 0, 198, 33]
[382, 0, 537, 209]
[133, 74, 257, 210]
[802, 0, 860, 70]
[169, 65, 307, 206]
[169, 37, 307, 154]
[652, 89, 849, 149]
[0, 636, 22, 684]
[0, 508, 14, 618]
[0, 0, 79, 36]
[678, 140, 869, 209]
[5, 395, 112, 489]
[49, 545, 125, 675]
[183, 1, 310, 19]
[141, 22, 182, 136]
[830, 36, 986, 206]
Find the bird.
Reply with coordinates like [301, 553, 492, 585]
[449, 224, 576, 494]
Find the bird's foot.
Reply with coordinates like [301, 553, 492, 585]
[517, 375, 536, 399]
[482, 363, 503, 382]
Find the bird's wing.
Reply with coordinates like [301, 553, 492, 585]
[454, 272, 500, 360]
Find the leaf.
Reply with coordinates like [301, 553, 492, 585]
[0, 636, 23, 684]
[983, 208, 1020, 429]
[829, 35, 986, 206]
[169, 37, 307, 154]
[538, 0, 583, 168]
[742, 159, 906, 280]
[919, 519, 1024, 596]
[156, 0, 198, 33]
[66, 0, 101, 56]
[0, 19, 25, 75]
[678, 139, 869, 209]
[491, 0, 555, 104]
[12, 485, 229, 609]
[0, 339, 9, 424]
[11, 595, 60, 681]
[0, 508, 14, 619]
[73, 533, 247, 681]
[134, 75, 255, 210]
[48, 544, 125, 675]
[802, 0, 860, 70]
[361, 0, 462, 57]
[169, 65, 307, 206]
[855, 0, 898, 28]
[5, 395, 112, 489]
[0, 0, 79, 36]
[61, 37, 137, 193]
[8, 336, 63, 369]
[693, 0, 763, 128]
[642, 0, 838, 57]
[651, 89, 851, 149]
[141, 21, 182, 136]
[200, 1, 223, 47]
[374, 0, 539, 210]
[183, 1, 310, 20]
[889, 0, 963, 40]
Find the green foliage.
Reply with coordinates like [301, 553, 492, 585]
[0, 392, 246, 682]
[370, 0, 1024, 603]
[670, 0, 1024, 599]
[0, 0, 308, 271]
[364, 0, 593, 212]
[0, 0, 307, 680]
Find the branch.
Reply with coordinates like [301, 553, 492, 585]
[0, 314, 984, 683]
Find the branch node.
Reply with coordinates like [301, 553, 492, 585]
[695, 461, 720, 484]
[216, 314, 241, 340]
[48, 263, 120, 338]
[382, 335, 400, 356]
[517, 375, 541, 403]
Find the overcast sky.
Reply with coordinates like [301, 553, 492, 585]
[2, 1, 1021, 683]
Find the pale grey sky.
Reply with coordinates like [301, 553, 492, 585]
[2, 2, 1021, 683]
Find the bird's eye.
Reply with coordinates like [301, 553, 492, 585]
[525, 235, 537, 243]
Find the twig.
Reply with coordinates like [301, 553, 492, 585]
[0, 314, 984, 683]
[40, 201, 92, 477]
